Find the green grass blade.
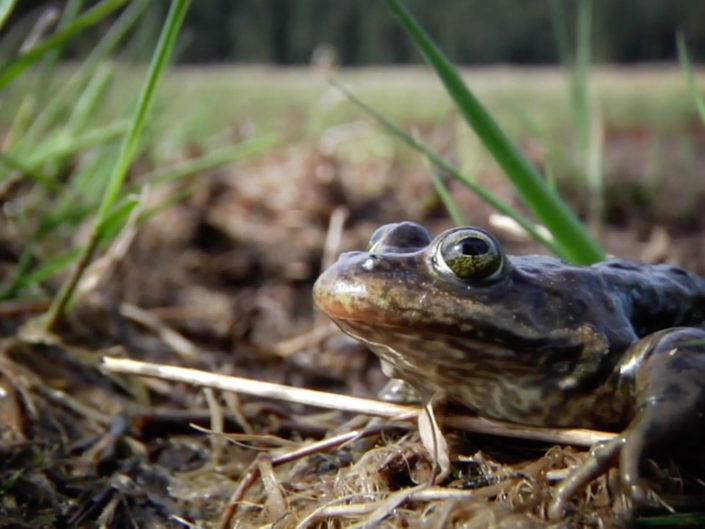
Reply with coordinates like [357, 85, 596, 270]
[23, 248, 83, 291]
[550, 0, 603, 225]
[573, 0, 592, 155]
[2, 247, 83, 299]
[9, 69, 117, 185]
[43, 0, 192, 330]
[0, 0, 130, 91]
[36, 198, 92, 238]
[96, 0, 190, 223]
[24, 119, 130, 169]
[22, 0, 150, 146]
[573, 0, 603, 224]
[383, 0, 604, 264]
[0, 151, 59, 191]
[428, 167, 466, 226]
[636, 512, 705, 527]
[677, 31, 705, 127]
[28, 1, 84, 111]
[334, 80, 563, 256]
[4, 86, 37, 151]
[97, 195, 140, 245]
[66, 63, 114, 134]
[0, 243, 37, 300]
[0, 0, 17, 31]
[38, 0, 83, 69]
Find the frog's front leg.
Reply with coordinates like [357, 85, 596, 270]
[550, 327, 705, 520]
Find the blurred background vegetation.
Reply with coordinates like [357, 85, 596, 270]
[7, 0, 705, 65]
[1, 0, 705, 312]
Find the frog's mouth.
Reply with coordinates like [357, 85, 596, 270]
[314, 277, 532, 359]
[326, 306, 602, 390]
[332, 316, 519, 364]
[329, 317, 551, 420]
[313, 272, 476, 334]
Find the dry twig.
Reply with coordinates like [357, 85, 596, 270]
[102, 357, 615, 447]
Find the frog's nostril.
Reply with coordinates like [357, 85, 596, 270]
[361, 256, 377, 271]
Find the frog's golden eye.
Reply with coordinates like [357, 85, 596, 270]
[437, 228, 504, 281]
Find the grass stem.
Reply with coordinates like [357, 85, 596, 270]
[42, 0, 192, 331]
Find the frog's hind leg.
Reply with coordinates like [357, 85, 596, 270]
[550, 327, 705, 520]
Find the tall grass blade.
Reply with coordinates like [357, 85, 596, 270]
[97, 195, 140, 244]
[21, 248, 83, 293]
[573, 0, 591, 155]
[3, 93, 36, 151]
[677, 31, 705, 127]
[334, 80, 562, 256]
[574, 0, 603, 226]
[0, 0, 130, 91]
[96, 2, 190, 223]
[0, 243, 37, 300]
[0, 246, 81, 300]
[66, 63, 114, 134]
[428, 167, 466, 226]
[22, 0, 150, 146]
[383, 0, 604, 264]
[24, 119, 130, 169]
[0, 0, 17, 31]
[1, 247, 82, 300]
[39, 0, 83, 68]
[43, 0, 192, 330]
[0, 151, 58, 190]
[550, 0, 604, 227]
[29, 1, 84, 111]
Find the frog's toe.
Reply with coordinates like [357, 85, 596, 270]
[548, 437, 625, 521]
[549, 434, 655, 520]
[551, 413, 676, 519]
[618, 423, 651, 506]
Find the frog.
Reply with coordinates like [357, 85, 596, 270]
[313, 221, 705, 518]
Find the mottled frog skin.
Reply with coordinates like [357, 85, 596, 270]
[313, 222, 705, 515]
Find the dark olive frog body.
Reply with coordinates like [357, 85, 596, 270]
[313, 221, 705, 514]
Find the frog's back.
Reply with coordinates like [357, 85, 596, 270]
[592, 259, 705, 336]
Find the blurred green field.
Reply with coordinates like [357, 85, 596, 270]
[3, 63, 704, 284]
[6, 64, 699, 150]
[154, 65, 702, 144]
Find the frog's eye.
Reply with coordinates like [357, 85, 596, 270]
[436, 228, 504, 281]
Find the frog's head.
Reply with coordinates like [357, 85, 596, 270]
[315, 221, 509, 333]
[314, 222, 620, 390]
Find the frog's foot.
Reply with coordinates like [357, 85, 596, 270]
[550, 327, 705, 520]
[378, 360, 422, 403]
[549, 433, 637, 520]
